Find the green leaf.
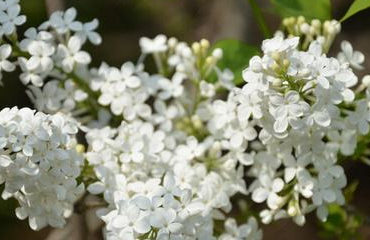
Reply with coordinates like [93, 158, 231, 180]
[341, 0, 370, 22]
[270, 0, 332, 21]
[318, 204, 364, 240]
[212, 39, 260, 85]
[343, 180, 359, 203]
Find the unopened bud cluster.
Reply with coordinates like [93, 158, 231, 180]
[282, 16, 340, 52]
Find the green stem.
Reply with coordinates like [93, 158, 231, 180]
[247, 0, 272, 38]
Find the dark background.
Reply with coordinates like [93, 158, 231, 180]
[0, 0, 369, 239]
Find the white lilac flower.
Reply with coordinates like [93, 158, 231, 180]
[152, 100, 179, 132]
[0, 3, 26, 36]
[76, 18, 102, 45]
[97, 62, 150, 119]
[98, 173, 206, 239]
[337, 40, 365, 70]
[57, 36, 91, 72]
[0, 107, 84, 230]
[269, 91, 308, 133]
[347, 100, 370, 135]
[216, 68, 235, 90]
[151, 208, 183, 237]
[42, 7, 82, 34]
[0, 44, 15, 79]
[236, 34, 356, 225]
[200, 80, 216, 98]
[0, 4, 365, 237]
[157, 73, 185, 100]
[26, 40, 55, 72]
[18, 57, 47, 87]
[85, 115, 251, 239]
[139, 34, 168, 54]
[19, 27, 54, 51]
[27, 80, 67, 113]
[219, 217, 262, 240]
[251, 174, 284, 210]
[0, 0, 19, 10]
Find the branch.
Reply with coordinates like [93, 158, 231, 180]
[45, 214, 86, 240]
[45, 0, 65, 16]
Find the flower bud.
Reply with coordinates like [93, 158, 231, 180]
[76, 144, 85, 153]
[271, 62, 280, 73]
[182, 47, 192, 58]
[200, 39, 210, 50]
[288, 200, 298, 216]
[223, 159, 236, 170]
[283, 59, 290, 68]
[288, 17, 296, 25]
[176, 64, 185, 72]
[300, 23, 310, 34]
[272, 78, 282, 87]
[192, 42, 201, 55]
[297, 16, 305, 25]
[283, 18, 290, 26]
[309, 26, 316, 35]
[311, 19, 321, 30]
[168, 37, 178, 48]
[362, 75, 370, 87]
[271, 51, 281, 61]
[191, 115, 203, 129]
[326, 25, 336, 35]
[205, 56, 215, 66]
[212, 48, 223, 59]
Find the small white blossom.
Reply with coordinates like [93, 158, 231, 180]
[337, 40, 365, 70]
[57, 36, 91, 72]
[0, 3, 26, 36]
[0, 107, 84, 230]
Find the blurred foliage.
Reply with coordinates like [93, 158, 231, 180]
[318, 205, 363, 240]
[318, 181, 364, 240]
[269, 0, 331, 21]
[19, 0, 47, 27]
[212, 39, 260, 85]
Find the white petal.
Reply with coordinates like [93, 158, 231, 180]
[230, 132, 243, 149]
[272, 178, 284, 192]
[251, 188, 269, 203]
[313, 109, 331, 127]
[284, 168, 296, 183]
[274, 118, 288, 133]
[87, 182, 105, 194]
[68, 36, 82, 53]
[112, 215, 128, 228]
[0, 155, 12, 167]
[317, 76, 330, 89]
[134, 219, 151, 234]
[168, 222, 183, 233]
[74, 51, 91, 64]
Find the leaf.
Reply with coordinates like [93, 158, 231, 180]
[343, 180, 359, 203]
[270, 0, 332, 21]
[212, 39, 260, 85]
[318, 204, 364, 240]
[341, 0, 370, 22]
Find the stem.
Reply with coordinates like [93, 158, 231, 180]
[153, 53, 165, 75]
[247, 0, 272, 38]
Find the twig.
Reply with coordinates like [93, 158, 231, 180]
[45, 214, 86, 240]
[45, 0, 65, 16]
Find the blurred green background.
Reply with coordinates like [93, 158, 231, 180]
[0, 0, 370, 239]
